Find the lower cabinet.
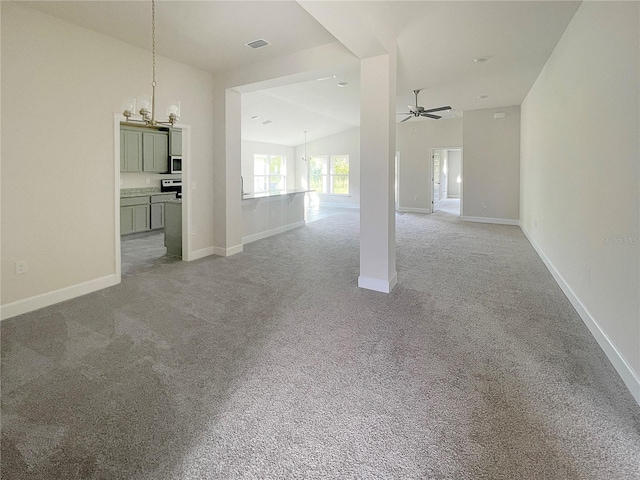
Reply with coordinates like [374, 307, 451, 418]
[150, 203, 164, 230]
[121, 204, 150, 235]
[120, 194, 173, 235]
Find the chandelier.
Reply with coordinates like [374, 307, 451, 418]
[122, 0, 179, 126]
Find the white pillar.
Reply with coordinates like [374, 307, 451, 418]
[358, 52, 397, 293]
[213, 87, 243, 256]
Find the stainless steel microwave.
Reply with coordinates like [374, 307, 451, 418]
[170, 156, 182, 174]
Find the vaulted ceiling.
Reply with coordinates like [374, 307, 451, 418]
[25, 1, 581, 146]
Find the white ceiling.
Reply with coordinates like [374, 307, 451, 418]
[24, 1, 581, 146]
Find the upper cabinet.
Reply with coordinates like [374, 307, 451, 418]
[142, 130, 169, 173]
[120, 125, 169, 173]
[120, 129, 143, 172]
[169, 128, 182, 157]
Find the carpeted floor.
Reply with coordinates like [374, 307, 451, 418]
[2, 209, 639, 479]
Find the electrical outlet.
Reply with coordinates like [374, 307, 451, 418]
[414, 196, 419, 201]
[146, 178, 150, 184]
[191, 228, 196, 235]
[534, 219, 538, 228]
[15, 261, 28, 274]
[482, 203, 487, 209]
[191, 182, 196, 190]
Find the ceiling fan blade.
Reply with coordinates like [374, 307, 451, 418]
[421, 113, 442, 119]
[400, 116, 413, 123]
[421, 106, 452, 114]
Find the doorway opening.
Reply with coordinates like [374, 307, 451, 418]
[431, 147, 462, 216]
[114, 115, 192, 279]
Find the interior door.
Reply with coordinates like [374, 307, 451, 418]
[432, 150, 441, 212]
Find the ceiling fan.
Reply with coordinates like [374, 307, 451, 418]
[397, 89, 452, 122]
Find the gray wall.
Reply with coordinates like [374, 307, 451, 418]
[447, 150, 462, 198]
[462, 107, 520, 220]
[396, 118, 463, 212]
[520, 2, 639, 394]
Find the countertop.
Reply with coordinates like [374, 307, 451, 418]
[120, 187, 176, 199]
[242, 189, 312, 200]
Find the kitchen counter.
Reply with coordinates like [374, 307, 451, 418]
[120, 187, 163, 198]
[242, 189, 311, 200]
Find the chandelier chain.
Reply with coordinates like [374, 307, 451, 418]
[151, 0, 156, 88]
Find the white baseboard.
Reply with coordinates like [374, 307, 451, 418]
[398, 207, 431, 214]
[242, 220, 305, 245]
[520, 224, 640, 407]
[189, 246, 215, 261]
[358, 272, 398, 293]
[212, 244, 243, 257]
[447, 195, 460, 199]
[316, 202, 360, 209]
[0, 274, 120, 321]
[461, 215, 519, 226]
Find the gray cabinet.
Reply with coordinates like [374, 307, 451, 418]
[164, 201, 182, 257]
[150, 203, 164, 230]
[169, 128, 182, 156]
[121, 204, 150, 235]
[120, 129, 143, 172]
[143, 131, 169, 173]
[121, 194, 174, 235]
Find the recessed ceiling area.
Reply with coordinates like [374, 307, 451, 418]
[23, 1, 581, 147]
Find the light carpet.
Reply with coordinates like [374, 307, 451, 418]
[2, 209, 639, 479]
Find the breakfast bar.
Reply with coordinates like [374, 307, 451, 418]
[241, 190, 311, 244]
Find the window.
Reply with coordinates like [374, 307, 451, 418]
[254, 154, 286, 193]
[308, 155, 349, 195]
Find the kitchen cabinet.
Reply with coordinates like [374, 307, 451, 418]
[121, 204, 150, 235]
[120, 129, 143, 172]
[169, 128, 182, 156]
[121, 196, 151, 235]
[120, 193, 175, 235]
[143, 131, 169, 173]
[164, 201, 182, 257]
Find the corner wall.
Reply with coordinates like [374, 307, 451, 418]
[1, 3, 215, 315]
[396, 118, 462, 213]
[520, 1, 639, 402]
[462, 106, 520, 222]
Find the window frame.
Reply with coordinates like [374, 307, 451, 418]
[253, 154, 286, 194]
[308, 155, 349, 196]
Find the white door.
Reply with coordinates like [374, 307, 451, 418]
[432, 150, 441, 212]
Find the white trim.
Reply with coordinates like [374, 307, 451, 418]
[189, 246, 215, 261]
[520, 224, 640, 407]
[398, 207, 431, 214]
[358, 272, 398, 293]
[178, 123, 192, 262]
[212, 244, 243, 257]
[113, 114, 122, 281]
[1, 275, 119, 321]
[461, 216, 519, 226]
[317, 202, 360, 209]
[242, 220, 305, 245]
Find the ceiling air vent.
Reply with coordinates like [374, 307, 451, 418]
[245, 39, 270, 50]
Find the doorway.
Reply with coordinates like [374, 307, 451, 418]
[431, 147, 462, 216]
[114, 115, 192, 280]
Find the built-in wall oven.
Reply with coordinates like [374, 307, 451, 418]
[161, 179, 182, 199]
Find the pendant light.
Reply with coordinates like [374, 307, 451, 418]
[122, 0, 180, 126]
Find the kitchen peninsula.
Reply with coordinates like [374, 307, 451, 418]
[241, 190, 311, 244]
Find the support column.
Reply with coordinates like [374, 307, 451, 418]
[358, 52, 397, 293]
[212, 87, 243, 256]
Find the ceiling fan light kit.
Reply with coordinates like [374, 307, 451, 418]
[397, 89, 452, 123]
